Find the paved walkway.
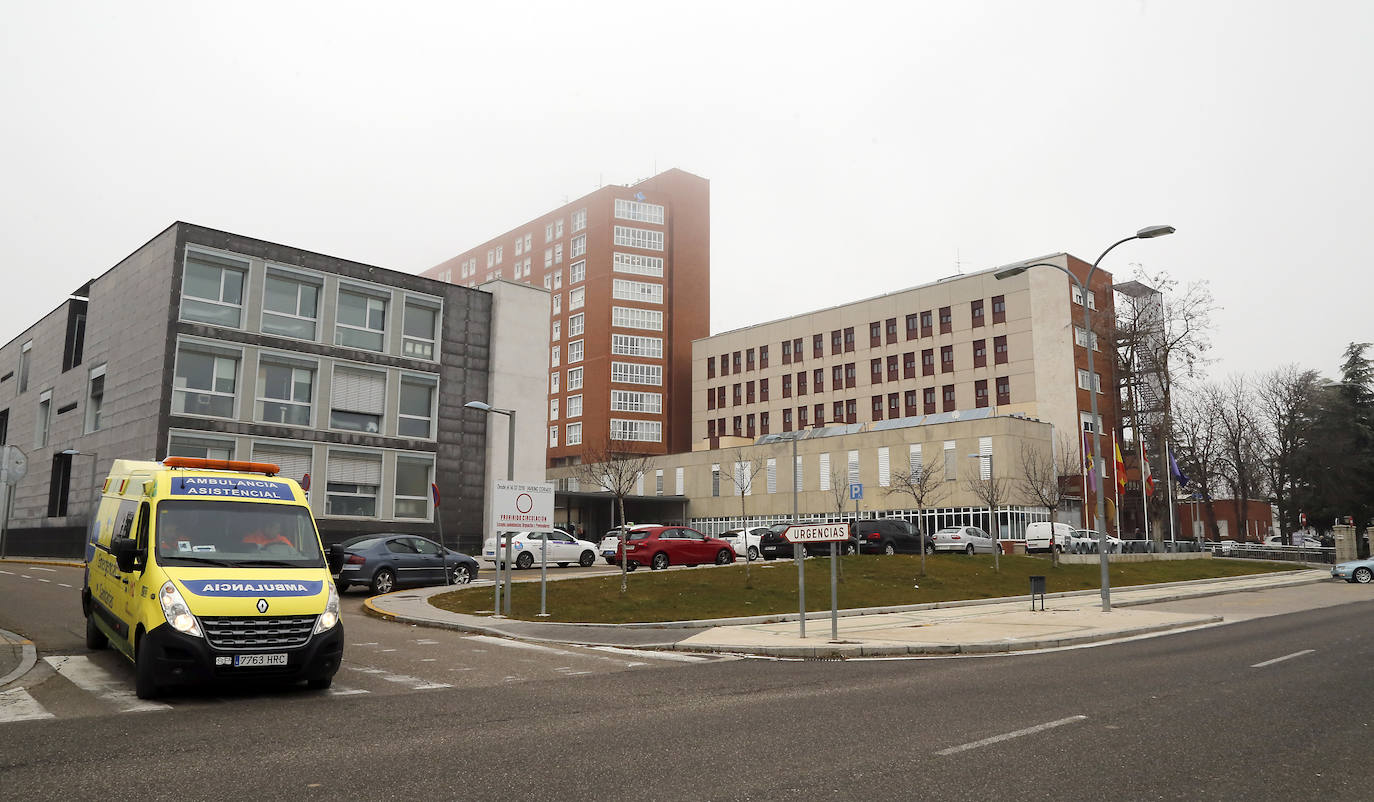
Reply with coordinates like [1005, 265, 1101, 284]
[364, 569, 1333, 658]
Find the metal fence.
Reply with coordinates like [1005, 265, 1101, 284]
[1208, 543, 1337, 564]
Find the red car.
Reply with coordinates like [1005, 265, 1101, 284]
[610, 525, 737, 571]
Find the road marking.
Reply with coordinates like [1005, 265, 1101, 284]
[58, 583, 73, 588]
[0, 570, 13, 575]
[38, 579, 50, 583]
[413, 639, 439, 645]
[0, 688, 55, 722]
[1251, 649, 1315, 668]
[326, 686, 369, 697]
[936, 715, 1087, 756]
[346, 665, 451, 691]
[464, 635, 574, 655]
[42, 655, 171, 712]
[590, 646, 712, 663]
[29, 567, 56, 573]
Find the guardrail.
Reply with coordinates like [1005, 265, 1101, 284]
[1209, 543, 1336, 564]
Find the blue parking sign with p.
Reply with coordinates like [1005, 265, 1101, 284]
[849, 483, 863, 500]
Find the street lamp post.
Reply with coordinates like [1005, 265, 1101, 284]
[995, 225, 1175, 612]
[60, 449, 100, 522]
[464, 400, 517, 617]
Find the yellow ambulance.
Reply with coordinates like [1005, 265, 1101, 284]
[82, 457, 343, 699]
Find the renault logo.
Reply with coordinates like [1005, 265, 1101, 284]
[256, 598, 269, 614]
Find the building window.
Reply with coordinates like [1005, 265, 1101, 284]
[941, 345, 954, 373]
[924, 387, 936, 415]
[944, 441, 957, 482]
[708, 419, 716, 438]
[551, 345, 561, 368]
[831, 329, 842, 355]
[545, 248, 553, 269]
[733, 351, 742, 372]
[871, 358, 883, 383]
[571, 234, 586, 258]
[551, 398, 559, 421]
[495, 245, 504, 264]
[746, 381, 756, 404]
[329, 366, 385, 433]
[568, 287, 584, 311]
[614, 198, 666, 224]
[904, 390, 918, 415]
[795, 405, 806, 428]
[997, 376, 1011, 405]
[552, 320, 561, 341]
[796, 371, 807, 395]
[552, 294, 562, 315]
[569, 260, 586, 284]
[872, 395, 883, 421]
[782, 409, 792, 432]
[612, 279, 661, 304]
[814, 368, 824, 392]
[568, 313, 586, 338]
[612, 252, 664, 277]
[325, 451, 382, 517]
[610, 362, 661, 385]
[782, 340, 792, 364]
[905, 314, 918, 340]
[992, 295, 1006, 324]
[760, 378, 769, 401]
[549, 425, 559, 447]
[971, 299, 984, 327]
[256, 358, 314, 426]
[335, 289, 387, 352]
[568, 368, 584, 391]
[870, 322, 882, 347]
[610, 390, 659, 413]
[168, 433, 234, 460]
[174, 345, 239, 418]
[885, 318, 898, 344]
[782, 374, 792, 398]
[566, 394, 584, 418]
[887, 355, 899, 382]
[262, 272, 321, 340]
[1075, 326, 1099, 350]
[832, 364, 842, 388]
[922, 349, 934, 376]
[746, 349, 755, 371]
[712, 464, 721, 495]
[760, 411, 770, 435]
[716, 387, 725, 408]
[939, 306, 952, 334]
[394, 457, 434, 519]
[707, 356, 716, 378]
[813, 403, 824, 425]
[746, 414, 756, 437]
[974, 339, 987, 368]
[554, 244, 563, 264]
[846, 399, 857, 423]
[47, 452, 72, 517]
[733, 383, 742, 405]
[845, 363, 856, 388]
[921, 310, 933, 337]
[572, 208, 587, 232]
[399, 376, 437, 438]
[18, 341, 32, 393]
[568, 340, 584, 363]
[975, 379, 989, 408]
[613, 226, 665, 251]
[843, 327, 855, 351]
[35, 390, 52, 447]
[813, 334, 824, 359]
[63, 304, 86, 372]
[994, 335, 1008, 364]
[551, 372, 560, 393]
[85, 365, 105, 433]
[545, 223, 554, 243]
[942, 384, 956, 412]
[612, 307, 663, 330]
[403, 302, 439, 360]
[566, 422, 582, 445]
[904, 352, 916, 379]
[833, 400, 844, 422]
[181, 251, 248, 328]
[610, 419, 661, 442]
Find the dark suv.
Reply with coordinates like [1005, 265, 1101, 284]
[759, 522, 857, 560]
[852, 518, 933, 555]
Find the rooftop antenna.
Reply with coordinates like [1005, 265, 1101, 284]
[954, 248, 965, 275]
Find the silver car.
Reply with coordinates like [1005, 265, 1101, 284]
[932, 525, 998, 554]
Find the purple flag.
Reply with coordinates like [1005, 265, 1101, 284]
[1170, 452, 1191, 487]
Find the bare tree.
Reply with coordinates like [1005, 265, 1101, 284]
[886, 456, 945, 576]
[727, 447, 768, 583]
[1255, 366, 1323, 544]
[1016, 432, 1079, 566]
[1171, 382, 1227, 540]
[962, 457, 1008, 572]
[571, 440, 656, 593]
[1214, 375, 1266, 541]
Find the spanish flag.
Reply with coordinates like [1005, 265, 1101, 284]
[1114, 441, 1128, 492]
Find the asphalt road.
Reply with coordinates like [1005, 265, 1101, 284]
[2, 564, 1371, 800]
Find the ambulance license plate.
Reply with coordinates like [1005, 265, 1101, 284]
[234, 653, 288, 667]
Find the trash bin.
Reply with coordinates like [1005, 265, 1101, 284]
[1029, 575, 1046, 611]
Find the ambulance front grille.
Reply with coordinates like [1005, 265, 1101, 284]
[200, 615, 316, 650]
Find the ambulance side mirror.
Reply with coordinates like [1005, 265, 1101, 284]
[112, 537, 140, 573]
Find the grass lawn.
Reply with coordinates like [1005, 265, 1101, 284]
[428, 555, 1304, 624]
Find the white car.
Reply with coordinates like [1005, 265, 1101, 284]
[1263, 534, 1325, 548]
[483, 530, 600, 569]
[718, 527, 769, 561]
[1069, 529, 1123, 554]
[1024, 521, 1074, 554]
[931, 526, 998, 554]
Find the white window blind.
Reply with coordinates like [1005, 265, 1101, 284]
[819, 453, 831, 491]
[979, 436, 992, 480]
[878, 447, 890, 487]
[332, 368, 386, 413]
[909, 443, 922, 474]
[848, 450, 859, 485]
[767, 459, 777, 494]
[253, 445, 313, 483]
[794, 456, 804, 492]
[675, 467, 684, 496]
[327, 452, 382, 485]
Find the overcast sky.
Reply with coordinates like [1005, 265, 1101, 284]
[3, 1, 1370, 382]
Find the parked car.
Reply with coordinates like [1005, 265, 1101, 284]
[1263, 534, 1326, 548]
[852, 518, 932, 555]
[1069, 529, 1123, 554]
[1024, 521, 1074, 554]
[759, 521, 857, 560]
[931, 525, 998, 554]
[719, 527, 771, 561]
[599, 526, 645, 565]
[482, 530, 600, 569]
[606, 525, 737, 571]
[1331, 556, 1374, 584]
[331, 534, 479, 595]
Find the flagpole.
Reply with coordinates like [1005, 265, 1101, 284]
[1138, 437, 1149, 541]
[1081, 431, 1091, 530]
[1164, 441, 1176, 544]
[1112, 432, 1121, 536]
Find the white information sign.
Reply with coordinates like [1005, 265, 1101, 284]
[494, 480, 554, 530]
[783, 523, 851, 543]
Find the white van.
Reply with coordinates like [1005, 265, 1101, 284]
[1024, 521, 1073, 554]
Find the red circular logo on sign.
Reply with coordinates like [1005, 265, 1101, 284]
[516, 493, 534, 514]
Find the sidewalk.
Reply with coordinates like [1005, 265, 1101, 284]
[364, 569, 1333, 658]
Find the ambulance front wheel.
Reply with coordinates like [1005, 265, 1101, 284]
[134, 634, 161, 700]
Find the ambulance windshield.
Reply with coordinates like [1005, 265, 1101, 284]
[155, 501, 326, 567]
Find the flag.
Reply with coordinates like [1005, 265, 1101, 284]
[1114, 441, 1127, 492]
[1083, 431, 1098, 493]
[1142, 443, 1155, 497]
[1170, 451, 1192, 487]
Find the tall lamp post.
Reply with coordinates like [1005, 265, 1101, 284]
[994, 225, 1175, 612]
[464, 400, 517, 617]
[60, 449, 100, 522]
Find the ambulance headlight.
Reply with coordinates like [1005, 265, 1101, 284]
[158, 581, 203, 637]
[314, 583, 340, 633]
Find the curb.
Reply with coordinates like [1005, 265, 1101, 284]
[360, 595, 688, 648]
[0, 628, 38, 689]
[0, 558, 85, 569]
